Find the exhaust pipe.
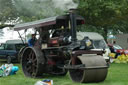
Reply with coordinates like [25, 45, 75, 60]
[69, 9, 77, 42]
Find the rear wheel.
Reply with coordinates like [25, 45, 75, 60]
[21, 47, 45, 77]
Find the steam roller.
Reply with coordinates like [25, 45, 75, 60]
[69, 54, 108, 83]
[14, 9, 109, 83]
[21, 47, 108, 82]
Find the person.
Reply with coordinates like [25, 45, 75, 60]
[28, 34, 37, 47]
[113, 41, 116, 45]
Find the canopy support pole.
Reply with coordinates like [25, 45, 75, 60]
[18, 31, 25, 44]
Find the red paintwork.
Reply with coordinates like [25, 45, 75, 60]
[52, 40, 58, 44]
[116, 49, 128, 55]
[48, 60, 56, 65]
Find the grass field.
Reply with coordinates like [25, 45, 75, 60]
[0, 63, 128, 85]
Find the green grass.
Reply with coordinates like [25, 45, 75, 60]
[0, 63, 128, 85]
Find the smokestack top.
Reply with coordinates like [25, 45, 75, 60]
[69, 9, 77, 13]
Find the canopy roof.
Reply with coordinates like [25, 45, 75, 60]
[14, 16, 57, 31]
[14, 14, 84, 31]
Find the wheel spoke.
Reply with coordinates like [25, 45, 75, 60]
[32, 66, 36, 72]
[33, 58, 37, 63]
[32, 52, 35, 60]
[26, 57, 30, 61]
[32, 63, 37, 68]
[29, 50, 33, 59]
[26, 66, 32, 72]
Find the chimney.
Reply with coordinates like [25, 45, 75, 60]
[69, 9, 77, 42]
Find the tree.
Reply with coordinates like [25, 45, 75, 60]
[0, 0, 18, 28]
[78, 0, 128, 40]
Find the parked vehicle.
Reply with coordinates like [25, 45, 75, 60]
[0, 40, 27, 63]
[108, 44, 128, 58]
[77, 32, 111, 63]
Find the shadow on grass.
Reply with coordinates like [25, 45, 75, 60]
[29, 73, 68, 79]
[0, 60, 7, 64]
[0, 60, 20, 65]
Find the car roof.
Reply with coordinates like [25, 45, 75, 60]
[77, 32, 104, 40]
[6, 39, 24, 44]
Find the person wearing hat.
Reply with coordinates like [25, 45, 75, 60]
[28, 34, 37, 47]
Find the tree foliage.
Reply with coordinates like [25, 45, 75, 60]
[0, 0, 18, 23]
[77, 0, 128, 40]
[80, 0, 125, 24]
[78, 0, 128, 32]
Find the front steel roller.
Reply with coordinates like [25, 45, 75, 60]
[69, 54, 108, 83]
[21, 47, 45, 77]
